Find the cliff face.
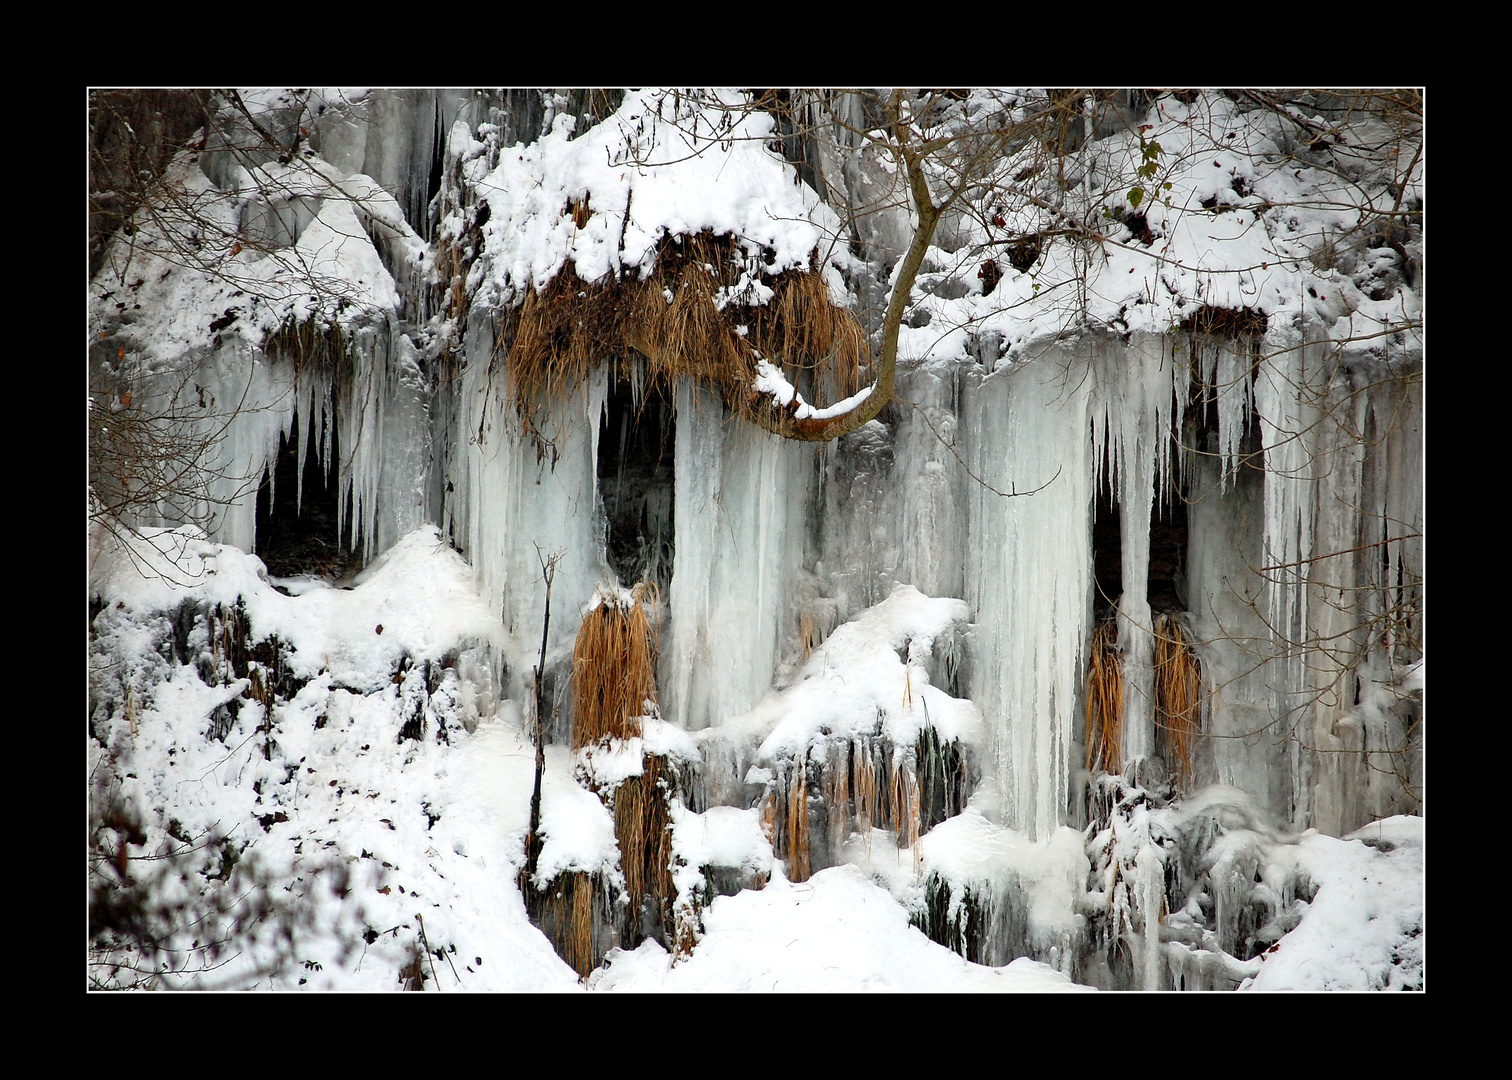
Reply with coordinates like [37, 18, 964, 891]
[88, 89, 1423, 990]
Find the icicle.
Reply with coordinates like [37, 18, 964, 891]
[1214, 337, 1253, 492]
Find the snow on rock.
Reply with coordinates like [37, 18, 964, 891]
[704, 583, 979, 764]
[918, 807, 1089, 957]
[467, 89, 845, 308]
[1242, 816, 1424, 991]
[589, 864, 1089, 992]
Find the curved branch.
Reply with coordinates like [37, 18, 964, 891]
[740, 92, 942, 442]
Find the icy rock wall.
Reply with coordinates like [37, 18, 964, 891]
[150, 341, 295, 554]
[815, 367, 968, 626]
[1173, 326, 1422, 833]
[121, 309, 431, 568]
[131, 90, 1420, 844]
[1254, 328, 1423, 833]
[323, 317, 432, 564]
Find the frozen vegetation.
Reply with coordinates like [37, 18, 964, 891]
[88, 88, 1423, 991]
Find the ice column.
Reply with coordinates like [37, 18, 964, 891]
[663, 382, 810, 731]
[334, 317, 432, 564]
[964, 346, 1093, 840]
[447, 346, 611, 692]
[1253, 326, 1323, 820]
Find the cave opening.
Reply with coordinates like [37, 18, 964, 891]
[254, 410, 361, 582]
[1091, 472, 1190, 617]
[596, 373, 676, 598]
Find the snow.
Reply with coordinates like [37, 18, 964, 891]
[589, 865, 1089, 992]
[721, 582, 980, 762]
[465, 90, 846, 309]
[89, 517, 1422, 991]
[754, 358, 875, 421]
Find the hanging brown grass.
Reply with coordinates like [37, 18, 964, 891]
[890, 755, 921, 873]
[1154, 613, 1202, 786]
[264, 314, 349, 372]
[502, 232, 868, 429]
[780, 753, 816, 877]
[1085, 618, 1124, 774]
[754, 253, 865, 404]
[545, 871, 598, 979]
[852, 736, 879, 843]
[611, 753, 676, 922]
[571, 585, 659, 750]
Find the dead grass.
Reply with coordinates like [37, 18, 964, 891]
[548, 871, 598, 979]
[610, 753, 676, 924]
[814, 730, 933, 874]
[571, 585, 659, 750]
[852, 737, 879, 843]
[1085, 618, 1124, 774]
[890, 755, 921, 873]
[770, 757, 812, 884]
[503, 232, 867, 428]
[1154, 613, 1202, 786]
[788, 757, 811, 883]
[264, 314, 349, 373]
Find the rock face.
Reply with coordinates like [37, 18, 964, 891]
[88, 90, 1422, 989]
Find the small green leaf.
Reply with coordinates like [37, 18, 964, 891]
[1145, 141, 1163, 158]
[1128, 186, 1145, 209]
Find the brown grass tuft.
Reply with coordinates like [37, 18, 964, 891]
[824, 738, 851, 856]
[799, 611, 818, 663]
[775, 757, 811, 883]
[890, 754, 921, 874]
[547, 871, 597, 979]
[1085, 618, 1124, 774]
[571, 585, 659, 750]
[610, 753, 676, 926]
[1154, 613, 1202, 787]
[502, 231, 868, 429]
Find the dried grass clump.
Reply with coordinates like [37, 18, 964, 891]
[503, 232, 868, 428]
[768, 757, 812, 883]
[916, 724, 968, 832]
[264, 315, 349, 373]
[787, 757, 811, 883]
[546, 870, 598, 979]
[610, 753, 676, 924]
[517, 865, 603, 979]
[1181, 304, 1268, 340]
[1085, 618, 1124, 774]
[852, 737, 880, 841]
[571, 585, 659, 750]
[1154, 613, 1202, 786]
[799, 611, 819, 663]
[890, 755, 921, 873]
